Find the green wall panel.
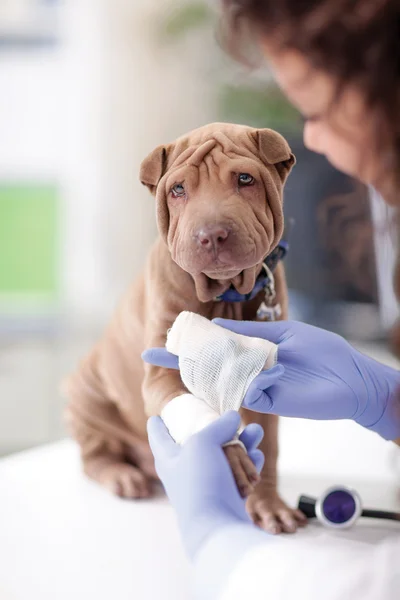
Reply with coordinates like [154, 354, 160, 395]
[0, 184, 58, 298]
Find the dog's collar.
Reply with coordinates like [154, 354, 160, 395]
[214, 239, 289, 303]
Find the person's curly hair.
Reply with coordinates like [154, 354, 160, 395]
[220, 0, 400, 200]
[220, 0, 400, 352]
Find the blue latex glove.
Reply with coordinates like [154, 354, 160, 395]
[147, 411, 265, 559]
[142, 320, 400, 440]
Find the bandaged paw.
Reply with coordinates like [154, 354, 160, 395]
[166, 311, 278, 414]
[161, 393, 246, 450]
[161, 393, 220, 445]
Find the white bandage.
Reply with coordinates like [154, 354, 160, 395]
[161, 393, 246, 450]
[161, 393, 220, 445]
[166, 311, 278, 413]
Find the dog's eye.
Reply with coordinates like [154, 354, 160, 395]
[171, 183, 185, 197]
[238, 173, 255, 186]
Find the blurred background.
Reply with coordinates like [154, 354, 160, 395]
[0, 0, 399, 486]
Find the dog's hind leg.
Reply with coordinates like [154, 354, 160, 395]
[64, 349, 154, 499]
[65, 405, 152, 498]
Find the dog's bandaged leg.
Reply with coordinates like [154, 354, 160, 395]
[161, 393, 222, 445]
[161, 311, 277, 446]
[167, 311, 277, 412]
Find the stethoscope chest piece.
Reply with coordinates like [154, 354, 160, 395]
[315, 486, 362, 529]
[297, 485, 400, 529]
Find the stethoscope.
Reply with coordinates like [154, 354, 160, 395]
[297, 485, 400, 529]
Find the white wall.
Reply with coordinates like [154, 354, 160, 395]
[0, 54, 61, 180]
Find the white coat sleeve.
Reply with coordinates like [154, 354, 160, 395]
[193, 523, 400, 600]
[193, 522, 268, 600]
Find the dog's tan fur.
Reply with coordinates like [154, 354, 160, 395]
[65, 123, 306, 534]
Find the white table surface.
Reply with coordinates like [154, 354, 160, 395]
[1, 441, 399, 600]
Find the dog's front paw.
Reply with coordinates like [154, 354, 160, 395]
[224, 444, 260, 498]
[247, 489, 307, 534]
[99, 463, 151, 499]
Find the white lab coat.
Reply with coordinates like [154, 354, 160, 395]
[194, 522, 400, 600]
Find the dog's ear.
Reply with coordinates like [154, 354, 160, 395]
[254, 129, 296, 184]
[140, 144, 171, 196]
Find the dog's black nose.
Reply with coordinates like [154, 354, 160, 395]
[195, 224, 230, 250]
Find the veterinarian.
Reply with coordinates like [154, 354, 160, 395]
[143, 1, 400, 597]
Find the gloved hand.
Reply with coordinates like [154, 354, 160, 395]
[143, 320, 400, 441]
[147, 411, 265, 559]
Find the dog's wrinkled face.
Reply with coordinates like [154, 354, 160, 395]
[163, 146, 275, 280]
[140, 123, 295, 302]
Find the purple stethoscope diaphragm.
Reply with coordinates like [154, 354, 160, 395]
[297, 486, 400, 529]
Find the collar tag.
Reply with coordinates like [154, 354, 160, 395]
[257, 301, 282, 321]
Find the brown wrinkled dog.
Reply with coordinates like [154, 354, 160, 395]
[65, 123, 306, 534]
